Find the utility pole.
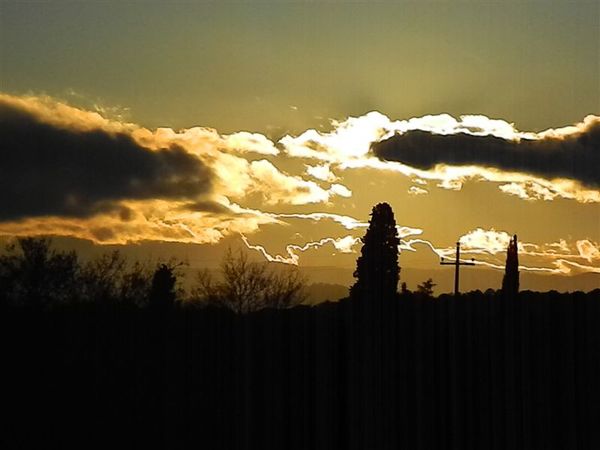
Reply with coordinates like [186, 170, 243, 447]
[440, 241, 476, 296]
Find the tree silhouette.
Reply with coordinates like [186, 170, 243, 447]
[350, 202, 400, 301]
[502, 234, 519, 298]
[80, 251, 126, 306]
[190, 248, 307, 313]
[0, 237, 79, 309]
[148, 263, 177, 311]
[80, 251, 153, 308]
[416, 278, 436, 297]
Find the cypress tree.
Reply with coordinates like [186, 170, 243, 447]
[502, 234, 519, 298]
[350, 202, 400, 301]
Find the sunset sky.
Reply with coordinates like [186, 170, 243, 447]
[1, 1, 598, 292]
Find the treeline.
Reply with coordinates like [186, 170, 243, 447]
[0, 237, 307, 312]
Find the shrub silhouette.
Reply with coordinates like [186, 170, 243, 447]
[416, 278, 436, 297]
[350, 202, 400, 301]
[190, 248, 306, 313]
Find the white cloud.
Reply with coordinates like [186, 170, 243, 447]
[305, 164, 338, 182]
[277, 109, 600, 203]
[329, 183, 352, 198]
[397, 226, 424, 238]
[0, 198, 280, 245]
[242, 234, 361, 265]
[272, 212, 368, 230]
[248, 160, 348, 205]
[499, 182, 558, 201]
[408, 186, 428, 195]
[459, 228, 513, 254]
[576, 240, 600, 262]
[222, 131, 279, 155]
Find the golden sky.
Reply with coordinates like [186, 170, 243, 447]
[0, 2, 598, 291]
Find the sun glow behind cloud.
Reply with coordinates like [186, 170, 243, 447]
[280, 112, 600, 203]
[0, 93, 598, 277]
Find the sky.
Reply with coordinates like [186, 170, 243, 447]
[1, 1, 599, 293]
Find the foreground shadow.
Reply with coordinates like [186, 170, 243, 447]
[3, 288, 600, 450]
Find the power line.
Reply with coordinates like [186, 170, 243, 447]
[440, 241, 476, 296]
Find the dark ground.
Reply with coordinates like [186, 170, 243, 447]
[3, 290, 600, 450]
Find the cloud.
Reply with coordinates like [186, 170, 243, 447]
[1, 91, 598, 276]
[408, 186, 428, 195]
[278, 112, 542, 164]
[248, 160, 350, 205]
[305, 163, 338, 182]
[280, 111, 392, 161]
[399, 232, 600, 275]
[0, 95, 213, 220]
[222, 131, 279, 155]
[132, 124, 350, 206]
[279, 111, 600, 202]
[242, 234, 361, 265]
[0, 94, 359, 244]
[498, 181, 558, 201]
[0, 93, 350, 221]
[271, 212, 368, 230]
[0, 198, 280, 245]
[329, 183, 352, 198]
[553, 259, 600, 275]
[243, 218, 424, 266]
[458, 228, 513, 253]
[445, 229, 600, 275]
[339, 155, 600, 203]
[397, 226, 424, 238]
[372, 115, 600, 188]
[576, 240, 600, 262]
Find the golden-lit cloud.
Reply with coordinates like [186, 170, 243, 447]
[305, 163, 338, 182]
[0, 93, 352, 243]
[243, 213, 425, 266]
[222, 131, 279, 155]
[391, 229, 600, 276]
[0, 93, 138, 134]
[449, 229, 600, 275]
[242, 234, 362, 265]
[498, 182, 558, 201]
[278, 111, 600, 203]
[0, 198, 280, 245]
[576, 240, 600, 263]
[0, 94, 214, 220]
[271, 212, 368, 230]
[0, 92, 598, 280]
[247, 160, 350, 205]
[459, 228, 514, 254]
[408, 186, 428, 195]
[341, 158, 600, 203]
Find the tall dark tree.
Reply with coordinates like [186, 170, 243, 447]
[350, 202, 400, 301]
[148, 263, 177, 310]
[502, 234, 519, 297]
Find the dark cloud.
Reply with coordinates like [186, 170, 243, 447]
[180, 200, 233, 215]
[372, 123, 600, 187]
[0, 101, 212, 220]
